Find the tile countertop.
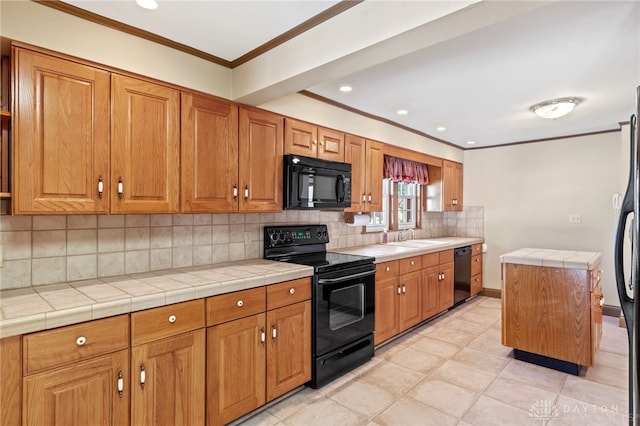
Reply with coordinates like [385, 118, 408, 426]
[335, 237, 484, 263]
[0, 237, 483, 339]
[499, 248, 601, 270]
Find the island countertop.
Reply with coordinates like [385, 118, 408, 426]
[499, 248, 601, 270]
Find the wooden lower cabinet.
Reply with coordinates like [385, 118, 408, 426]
[421, 250, 454, 320]
[131, 330, 205, 426]
[207, 280, 311, 426]
[374, 275, 399, 345]
[207, 313, 266, 426]
[398, 271, 422, 332]
[470, 243, 483, 296]
[421, 264, 441, 320]
[23, 350, 129, 426]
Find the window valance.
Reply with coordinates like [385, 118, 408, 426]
[383, 155, 429, 184]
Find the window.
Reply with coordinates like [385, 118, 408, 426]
[366, 180, 390, 232]
[366, 180, 419, 232]
[397, 182, 417, 229]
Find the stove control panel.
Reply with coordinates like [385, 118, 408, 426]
[264, 225, 329, 248]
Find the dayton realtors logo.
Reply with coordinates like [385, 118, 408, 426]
[529, 399, 621, 424]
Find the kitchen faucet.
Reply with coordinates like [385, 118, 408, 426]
[407, 229, 414, 240]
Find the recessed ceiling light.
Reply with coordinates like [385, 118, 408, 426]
[136, 0, 158, 10]
[436, 126, 446, 132]
[466, 141, 476, 145]
[339, 85, 352, 92]
[397, 109, 408, 115]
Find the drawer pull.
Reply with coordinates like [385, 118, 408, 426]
[289, 288, 295, 294]
[397, 286, 402, 295]
[237, 300, 244, 307]
[117, 371, 124, 397]
[410, 261, 415, 266]
[402, 285, 406, 294]
[140, 364, 146, 389]
[76, 336, 87, 346]
[385, 266, 390, 272]
[272, 326, 277, 339]
[168, 315, 177, 323]
[261, 328, 266, 344]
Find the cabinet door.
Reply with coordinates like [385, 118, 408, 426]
[284, 118, 317, 157]
[590, 280, 603, 365]
[439, 261, 455, 311]
[13, 48, 110, 214]
[317, 127, 344, 162]
[239, 107, 283, 212]
[207, 313, 266, 426]
[374, 277, 399, 345]
[344, 134, 366, 212]
[111, 74, 179, 214]
[421, 266, 440, 320]
[266, 300, 311, 401]
[181, 92, 238, 213]
[443, 160, 463, 211]
[23, 350, 129, 426]
[365, 140, 384, 212]
[131, 330, 205, 426]
[399, 271, 422, 332]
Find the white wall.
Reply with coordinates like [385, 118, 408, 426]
[464, 130, 625, 307]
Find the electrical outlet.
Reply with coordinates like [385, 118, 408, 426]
[244, 232, 252, 245]
[569, 214, 582, 224]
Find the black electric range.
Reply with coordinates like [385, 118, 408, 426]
[264, 224, 376, 388]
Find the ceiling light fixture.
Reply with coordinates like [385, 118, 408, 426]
[530, 97, 582, 120]
[339, 85, 352, 92]
[436, 126, 446, 132]
[397, 109, 408, 115]
[466, 141, 476, 145]
[136, 0, 158, 10]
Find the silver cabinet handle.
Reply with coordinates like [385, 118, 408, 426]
[385, 266, 390, 272]
[272, 326, 277, 339]
[402, 285, 406, 294]
[397, 286, 401, 295]
[289, 288, 295, 294]
[97, 176, 104, 199]
[244, 185, 249, 200]
[233, 184, 238, 200]
[368, 194, 372, 202]
[237, 300, 244, 307]
[76, 336, 86, 346]
[117, 177, 124, 199]
[118, 371, 124, 397]
[312, 139, 317, 145]
[362, 194, 367, 203]
[261, 328, 265, 344]
[140, 364, 146, 389]
[168, 315, 176, 323]
[410, 261, 415, 266]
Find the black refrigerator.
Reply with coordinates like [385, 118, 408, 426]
[615, 85, 640, 425]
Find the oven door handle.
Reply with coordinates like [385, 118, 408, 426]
[317, 270, 375, 284]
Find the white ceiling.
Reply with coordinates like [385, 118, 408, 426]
[62, 0, 640, 149]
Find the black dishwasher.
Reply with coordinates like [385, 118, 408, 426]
[454, 246, 472, 305]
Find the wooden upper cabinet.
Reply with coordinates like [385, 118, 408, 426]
[181, 92, 238, 213]
[111, 74, 180, 214]
[365, 139, 384, 212]
[12, 47, 110, 214]
[239, 107, 283, 212]
[443, 159, 463, 211]
[284, 118, 344, 161]
[344, 136, 383, 213]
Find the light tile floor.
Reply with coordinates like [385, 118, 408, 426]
[237, 296, 629, 426]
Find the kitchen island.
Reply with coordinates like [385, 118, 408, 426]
[500, 248, 603, 374]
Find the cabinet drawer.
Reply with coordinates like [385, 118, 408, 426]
[207, 287, 266, 326]
[472, 243, 482, 256]
[471, 254, 482, 277]
[23, 314, 129, 375]
[267, 278, 311, 311]
[421, 253, 439, 268]
[377, 261, 399, 280]
[399, 256, 422, 275]
[471, 273, 483, 296]
[131, 299, 204, 346]
[439, 249, 454, 264]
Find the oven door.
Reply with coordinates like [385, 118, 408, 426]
[313, 264, 375, 356]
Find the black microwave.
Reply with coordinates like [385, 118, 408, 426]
[283, 154, 352, 210]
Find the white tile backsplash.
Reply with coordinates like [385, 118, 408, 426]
[0, 207, 483, 290]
